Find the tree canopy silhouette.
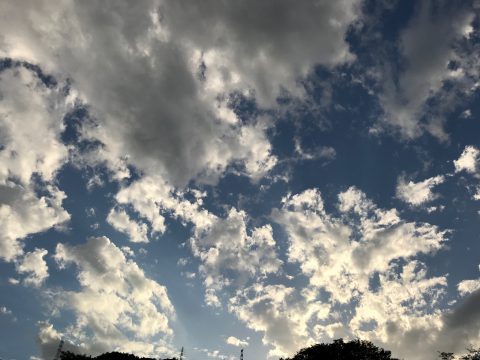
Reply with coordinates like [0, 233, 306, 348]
[57, 339, 480, 360]
[60, 351, 176, 360]
[281, 338, 398, 360]
[438, 347, 480, 360]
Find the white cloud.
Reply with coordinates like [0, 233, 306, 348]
[226, 186, 454, 358]
[0, 67, 70, 263]
[0, 1, 284, 186]
[453, 146, 480, 201]
[36, 321, 85, 360]
[0, 182, 69, 262]
[474, 187, 480, 201]
[107, 208, 149, 243]
[226, 336, 249, 347]
[0, 306, 12, 315]
[458, 279, 480, 296]
[396, 175, 445, 206]
[350, 261, 448, 360]
[454, 145, 480, 175]
[0, 0, 361, 186]
[204, 288, 222, 308]
[8, 278, 19, 285]
[294, 139, 337, 162]
[114, 176, 282, 308]
[272, 187, 447, 304]
[229, 282, 330, 357]
[191, 208, 282, 295]
[0, 67, 68, 184]
[377, 1, 476, 139]
[15, 248, 49, 287]
[51, 236, 175, 358]
[136, 184, 447, 358]
[114, 176, 214, 234]
[3, 4, 478, 359]
[194, 347, 235, 360]
[121, 246, 135, 258]
[461, 109, 472, 119]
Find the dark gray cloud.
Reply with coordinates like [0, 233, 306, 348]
[444, 289, 480, 332]
[161, 0, 360, 105]
[0, 0, 360, 186]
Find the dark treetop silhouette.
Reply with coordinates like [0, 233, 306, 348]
[59, 339, 397, 360]
[439, 348, 480, 360]
[280, 339, 398, 360]
[60, 351, 176, 360]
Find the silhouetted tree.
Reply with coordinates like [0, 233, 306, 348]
[95, 352, 156, 360]
[438, 351, 455, 360]
[281, 338, 398, 360]
[437, 348, 480, 360]
[60, 351, 176, 360]
[461, 348, 480, 360]
[60, 351, 91, 360]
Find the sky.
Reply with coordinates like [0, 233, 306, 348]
[0, 1, 480, 360]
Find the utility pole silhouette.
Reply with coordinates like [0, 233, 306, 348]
[240, 348, 243, 360]
[53, 338, 64, 360]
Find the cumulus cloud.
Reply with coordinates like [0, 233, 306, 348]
[114, 175, 282, 304]
[37, 321, 85, 360]
[272, 187, 447, 304]
[15, 248, 49, 287]
[0, 0, 363, 186]
[226, 336, 249, 348]
[5, 0, 368, 186]
[377, 1, 476, 139]
[229, 283, 330, 357]
[454, 145, 480, 175]
[191, 208, 282, 299]
[0, 182, 69, 262]
[114, 176, 213, 234]
[204, 288, 222, 309]
[0, 66, 68, 183]
[453, 146, 480, 200]
[0, 66, 70, 264]
[474, 187, 480, 201]
[229, 186, 454, 358]
[350, 261, 448, 360]
[458, 279, 480, 296]
[294, 138, 337, 162]
[49, 236, 175, 358]
[2, 2, 479, 360]
[396, 175, 445, 206]
[161, 0, 360, 106]
[107, 208, 149, 243]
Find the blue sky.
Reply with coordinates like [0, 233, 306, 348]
[1, 1, 480, 359]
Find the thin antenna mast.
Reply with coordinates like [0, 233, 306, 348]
[240, 348, 244, 360]
[180, 346, 184, 360]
